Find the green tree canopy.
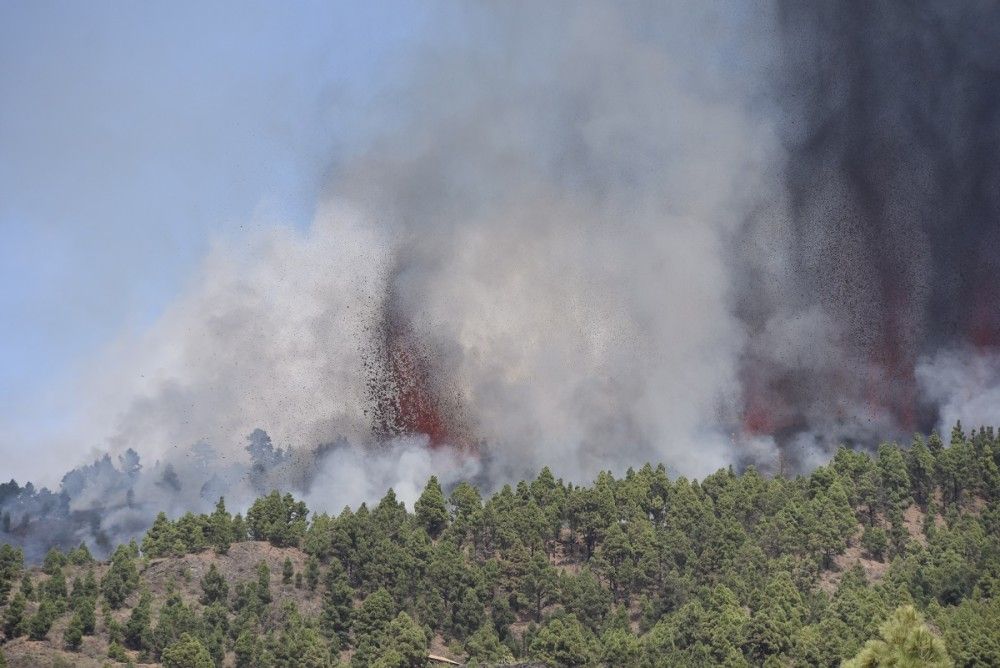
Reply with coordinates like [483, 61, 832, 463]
[843, 605, 952, 668]
[415, 475, 449, 538]
[160, 632, 215, 668]
[247, 491, 309, 547]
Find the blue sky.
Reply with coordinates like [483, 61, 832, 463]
[0, 1, 430, 476]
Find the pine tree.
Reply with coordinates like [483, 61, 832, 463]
[3, 592, 25, 638]
[151, 591, 200, 658]
[107, 641, 129, 662]
[928, 431, 944, 457]
[74, 592, 97, 635]
[305, 555, 320, 591]
[452, 587, 484, 640]
[200, 563, 229, 605]
[209, 497, 233, 554]
[809, 478, 857, 568]
[530, 615, 599, 666]
[594, 522, 634, 602]
[69, 542, 93, 565]
[0, 544, 22, 606]
[857, 470, 881, 524]
[415, 475, 449, 538]
[42, 547, 66, 575]
[381, 612, 429, 666]
[232, 512, 248, 542]
[63, 612, 84, 650]
[43, 564, 67, 612]
[877, 443, 912, 508]
[908, 436, 936, 505]
[160, 632, 215, 668]
[467, 623, 514, 664]
[234, 627, 259, 668]
[354, 587, 395, 641]
[843, 605, 951, 668]
[256, 560, 272, 605]
[270, 602, 330, 667]
[522, 550, 559, 621]
[19, 573, 33, 601]
[449, 482, 483, 527]
[247, 491, 309, 547]
[203, 629, 225, 668]
[102, 544, 139, 609]
[27, 599, 55, 640]
[124, 589, 153, 651]
[601, 627, 641, 666]
[950, 421, 966, 447]
[142, 512, 176, 557]
[563, 568, 612, 632]
[861, 525, 888, 561]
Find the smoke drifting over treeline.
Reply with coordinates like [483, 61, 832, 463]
[4, 2, 1000, 559]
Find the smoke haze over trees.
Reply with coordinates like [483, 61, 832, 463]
[2, 433, 999, 666]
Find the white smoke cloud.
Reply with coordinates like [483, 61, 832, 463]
[323, 2, 780, 483]
[304, 436, 482, 512]
[75, 203, 391, 467]
[33, 3, 785, 519]
[917, 347, 1000, 435]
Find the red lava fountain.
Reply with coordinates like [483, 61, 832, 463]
[366, 307, 471, 451]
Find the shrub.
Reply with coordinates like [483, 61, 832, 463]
[160, 633, 215, 668]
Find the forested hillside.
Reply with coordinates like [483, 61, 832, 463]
[1, 424, 999, 666]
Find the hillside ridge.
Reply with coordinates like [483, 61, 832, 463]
[0, 426, 998, 666]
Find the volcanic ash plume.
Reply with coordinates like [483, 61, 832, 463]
[735, 0, 1000, 464]
[4, 2, 1000, 559]
[74, 2, 777, 483]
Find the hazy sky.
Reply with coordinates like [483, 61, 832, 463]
[0, 1, 430, 480]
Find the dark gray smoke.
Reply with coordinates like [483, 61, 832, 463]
[736, 1, 1000, 467]
[4, 2, 1000, 559]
